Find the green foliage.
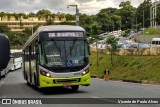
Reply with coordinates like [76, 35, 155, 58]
[44, 19, 54, 25]
[143, 27, 160, 35]
[90, 22, 102, 38]
[37, 9, 52, 16]
[0, 26, 10, 33]
[66, 14, 75, 21]
[79, 14, 96, 36]
[122, 29, 131, 37]
[106, 36, 119, 54]
[118, 1, 136, 30]
[28, 12, 36, 17]
[5, 32, 29, 48]
[90, 52, 160, 82]
[0, 0, 160, 48]
[136, 0, 152, 28]
[106, 36, 119, 65]
[58, 21, 75, 25]
[99, 8, 118, 15]
[156, 4, 160, 25]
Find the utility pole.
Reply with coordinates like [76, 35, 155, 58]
[143, 10, 145, 43]
[136, 17, 137, 35]
[136, 17, 141, 77]
[67, 5, 79, 26]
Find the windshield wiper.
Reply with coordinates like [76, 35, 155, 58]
[70, 38, 77, 53]
[52, 38, 61, 53]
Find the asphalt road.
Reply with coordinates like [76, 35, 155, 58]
[0, 69, 160, 107]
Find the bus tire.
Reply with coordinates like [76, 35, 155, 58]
[71, 85, 79, 91]
[26, 75, 31, 86]
[27, 81, 30, 86]
[0, 71, 1, 79]
[34, 74, 37, 87]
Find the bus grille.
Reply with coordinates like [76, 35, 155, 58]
[53, 78, 81, 84]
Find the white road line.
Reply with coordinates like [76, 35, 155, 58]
[91, 96, 117, 104]
[92, 78, 160, 87]
[142, 84, 160, 87]
[0, 81, 4, 87]
[92, 96, 100, 98]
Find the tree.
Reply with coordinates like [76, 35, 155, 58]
[110, 15, 122, 30]
[28, 12, 36, 17]
[37, 9, 52, 16]
[0, 26, 10, 33]
[155, 4, 160, 25]
[118, 1, 136, 30]
[97, 8, 122, 32]
[45, 19, 54, 25]
[66, 14, 75, 21]
[90, 22, 102, 37]
[19, 19, 24, 28]
[79, 14, 96, 36]
[106, 36, 119, 65]
[90, 22, 102, 67]
[37, 9, 52, 20]
[136, 0, 152, 28]
[99, 8, 118, 15]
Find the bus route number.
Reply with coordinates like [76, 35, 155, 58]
[48, 33, 56, 37]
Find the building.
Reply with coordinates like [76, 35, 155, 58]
[0, 15, 73, 32]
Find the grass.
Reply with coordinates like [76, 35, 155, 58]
[142, 27, 160, 35]
[90, 52, 160, 82]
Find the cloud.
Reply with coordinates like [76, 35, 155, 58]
[75, 0, 93, 3]
[0, 0, 157, 14]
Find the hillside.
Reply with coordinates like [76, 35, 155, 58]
[90, 52, 160, 82]
[142, 27, 160, 35]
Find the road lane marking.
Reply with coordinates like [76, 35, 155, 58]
[91, 96, 117, 104]
[92, 78, 160, 87]
[142, 84, 160, 87]
[92, 96, 100, 98]
[0, 81, 4, 87]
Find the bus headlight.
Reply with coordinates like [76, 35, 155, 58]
[40, 69, 51, 77]
[82, 71, 86, 75]
[82, 68, 89, 76]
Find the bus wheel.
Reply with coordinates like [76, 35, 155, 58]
[34, 74, 37, 87]
[26, 76, 30, 86]
[13, 66, 16, 71]
[71, 85, 79, 91]
[0, 71, 1, 80]
[27, 81, 31, 86]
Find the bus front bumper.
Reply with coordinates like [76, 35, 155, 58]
[39, 73, 90, 88]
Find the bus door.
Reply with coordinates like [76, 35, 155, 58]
[29, 46, 32, 83]
[35, 42, 39, 86]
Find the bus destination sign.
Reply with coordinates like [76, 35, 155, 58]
[48, 32, 83, 38]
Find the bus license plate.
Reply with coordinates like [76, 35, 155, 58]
[63, 83, 71, 87]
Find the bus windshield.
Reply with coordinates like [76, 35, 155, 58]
[39, 40, 89, 68]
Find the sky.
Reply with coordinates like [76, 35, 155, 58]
[0, 0, 157, 15]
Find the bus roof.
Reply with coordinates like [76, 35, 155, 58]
[152, 38, 160, 41]
[23, 25, 85, 50]
[37, 25, 85, 32]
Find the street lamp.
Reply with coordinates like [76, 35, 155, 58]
[90, 26, 99, 67]
[135, 17, 141, 77]
[136, 10, 145, 43]
[67, 4, 79, 26]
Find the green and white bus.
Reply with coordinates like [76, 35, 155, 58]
[22, 25, 90, 90]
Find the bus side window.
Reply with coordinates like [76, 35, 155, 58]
[38, 44, 45, 65]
